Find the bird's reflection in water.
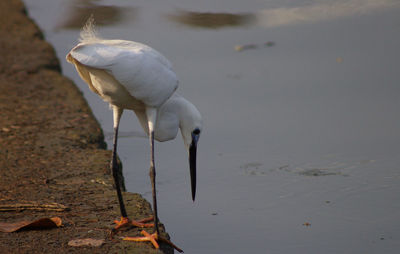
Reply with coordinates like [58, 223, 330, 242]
[167, 10, 255, 29]
[56, 0, 136, 29]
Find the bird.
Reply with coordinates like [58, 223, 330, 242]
[66, 17, 202, 252]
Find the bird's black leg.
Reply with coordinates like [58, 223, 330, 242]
[111, 121, 128, 218]
[149, 130, 160, 235]
[109, 106, 128, 219]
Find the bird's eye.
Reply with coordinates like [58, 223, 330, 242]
[193, 128, 200, 135]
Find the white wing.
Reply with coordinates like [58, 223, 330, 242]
[68, 40, 178, 107]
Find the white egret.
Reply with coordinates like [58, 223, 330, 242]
[66, 18, 202, 252]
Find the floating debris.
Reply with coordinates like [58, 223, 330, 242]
[298, 168, 341, 177]
[234, 44, 258, 52]
[265, 41, 275, 47]
[235, 41, 275, 52]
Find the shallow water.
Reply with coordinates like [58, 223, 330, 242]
[24, 0, 400, 253]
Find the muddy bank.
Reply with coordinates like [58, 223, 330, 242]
[0, 0, 172, 253]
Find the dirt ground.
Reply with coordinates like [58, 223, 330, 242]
[0, 0, 173, 253]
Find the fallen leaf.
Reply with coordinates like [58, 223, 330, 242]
[0, 217, 62, 233]
[68, 238, 105, 247]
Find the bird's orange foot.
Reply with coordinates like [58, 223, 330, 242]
[113, 216, 154, 231]
[123, 230, 184, 253]
[111, 216, 154, 239]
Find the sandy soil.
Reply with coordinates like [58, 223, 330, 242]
[0, 0, 173, 253]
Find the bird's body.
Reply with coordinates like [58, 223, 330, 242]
[66, 18, 201, 252]
[67, 39, 178, 108]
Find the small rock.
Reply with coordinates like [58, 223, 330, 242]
[68, 238, 105, 247]
[2, 127, 10, 133]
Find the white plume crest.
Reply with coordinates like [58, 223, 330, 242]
[79, 15, 100, 43]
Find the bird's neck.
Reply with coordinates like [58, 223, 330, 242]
[165, 94, 194, 128]
[167, 94, 201, 149]
[133, 94, 200, 144]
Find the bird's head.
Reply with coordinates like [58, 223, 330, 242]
[179, 101, 202, 202]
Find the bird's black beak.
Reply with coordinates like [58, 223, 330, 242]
[189, 132, 199, 201]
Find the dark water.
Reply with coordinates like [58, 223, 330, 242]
[24, 0, 400, 253]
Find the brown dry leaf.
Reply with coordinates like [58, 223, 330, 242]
[0, 217, 62, 233]
[68, 238, 105, 247]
